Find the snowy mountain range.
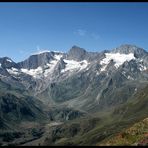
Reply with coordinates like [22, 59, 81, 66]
[0, 44, 148, 111]
[1, 44, 147, 78]
[0, 44, 148, 146]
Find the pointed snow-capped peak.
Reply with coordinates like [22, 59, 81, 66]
[111, 44, 147, 58]
[99, 45, 139, 71]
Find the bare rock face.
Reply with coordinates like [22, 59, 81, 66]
[67, 45, 87, 61]
[0, 57, 18, 77]
[17, 52, 55, 69]
[0, 57, 17, 68]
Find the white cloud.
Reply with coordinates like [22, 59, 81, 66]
[74, 29, 87, 36]
[74, 29, 100, 41]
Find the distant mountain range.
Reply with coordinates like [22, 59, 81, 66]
[0, 44, 148, 146]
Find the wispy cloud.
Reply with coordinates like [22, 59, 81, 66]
[31, 46, 50, 55]
[74, 29, 100, 41]
[36, 45, 40, 52]
[74, 29, 87, 36]
[91, 33, 100, 40]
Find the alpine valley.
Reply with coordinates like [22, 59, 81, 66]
[0, 44, 148, 146]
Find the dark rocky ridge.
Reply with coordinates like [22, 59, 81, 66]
[67, 45, 87, 61]
[17, 52, 63, 69]
[0, 57, 17, 69]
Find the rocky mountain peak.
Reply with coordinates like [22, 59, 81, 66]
[0, 57, 16, 68]
[67, 45, 87, 61]
[0, 57, 13, 62]
[112, 44, 147, 58]
[17, 51, 63, 69]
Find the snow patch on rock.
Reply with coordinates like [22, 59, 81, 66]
[100, 53, 135, 71]
[21, 67, 43, 78]
[61, 59, 89, 73]
[6, 59, 12, 63]
[20, 54, 63, 78]
[139, 63, 147, 71]
[7, 67, 20, 75]
[127, 75, 134, 80]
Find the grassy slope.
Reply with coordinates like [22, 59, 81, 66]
[98, 118, 148, 146]
[96, 85, 148, 146]
[0, 79, 147, 146]
[40, 84, 148, 146]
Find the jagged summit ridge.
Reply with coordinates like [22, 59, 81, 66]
[17, 51, 63, 70]
[0, 57, 17, 69]
[0, 44, 147, 77]
[111, 44, 147, 58]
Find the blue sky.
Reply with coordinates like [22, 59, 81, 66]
[0, 2, 148, 62]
